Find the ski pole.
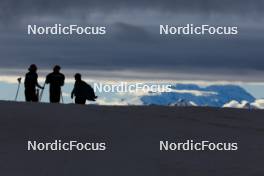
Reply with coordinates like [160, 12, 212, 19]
[36, 89, 40, 102]
[60, 90, 64, 104]
[15, 77, 22, 101]
[39, 83, 46, 102]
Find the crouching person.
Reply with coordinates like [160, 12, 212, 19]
[71, 73, 97, 105]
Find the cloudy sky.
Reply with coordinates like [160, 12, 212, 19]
[0, 0, 263, 81]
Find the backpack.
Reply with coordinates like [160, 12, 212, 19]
[76, 81, 97, 101]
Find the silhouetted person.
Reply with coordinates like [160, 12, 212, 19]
[24, 64, 43, 102]
[45, 65, 65, 103]
[71, 73, 97, 104]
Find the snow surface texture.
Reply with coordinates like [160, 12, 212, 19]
[1, 101, 264, 176]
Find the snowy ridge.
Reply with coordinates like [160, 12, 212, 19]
[251, 99, 264, 109]
[169, 99, 197, 107]
[223, 99, 264, 109]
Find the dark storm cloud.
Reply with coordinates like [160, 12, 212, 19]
[112, 23, 153, 42]
[0, 27, 263, 75]
[0, 0, 264, 81]
[0, 0, 264, 21]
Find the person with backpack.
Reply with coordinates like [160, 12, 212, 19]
[71, 73, 97, 104]
[45, 65, 65, 103]
[24, 64, 43, 102]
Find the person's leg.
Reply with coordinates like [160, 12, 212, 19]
[25, 90, 31, 102]
[80, 98, 86, 104]
[75, 97, 80, 104]
[75, 97, 86, 105]
[50, 90, 60, 103]
[32, 92, 38, 102]
[25, 89, 37, 102]
[31, 93, 38, 102]
[49, 90, 54, 103]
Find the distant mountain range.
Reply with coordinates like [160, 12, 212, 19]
[141, 84, 256, 107]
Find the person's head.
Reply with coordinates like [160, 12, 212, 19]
[74, 73, 82, 81]
[53, 65, 61, 73]
[28, 64, 37, 72]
